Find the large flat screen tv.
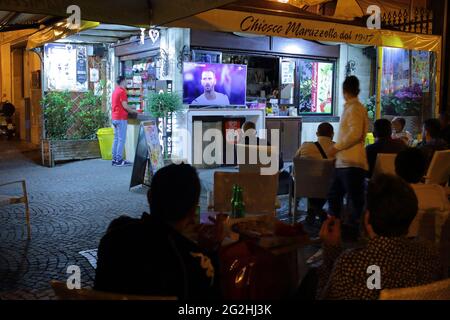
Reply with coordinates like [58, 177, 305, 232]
[183, 62, 247, 107]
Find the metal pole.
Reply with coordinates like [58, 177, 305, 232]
[376, 47, 383, 120]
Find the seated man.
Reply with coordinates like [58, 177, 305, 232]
[366, 118, 406, 177]
[391, 117, 412, 146]
[241, 121, 265, 146]
[239, 120, 284, 171]
[418, 118, 448, 168]
[295, 122, 335, 160]
[395, 148, 449, 238]
[94, 163, 222, 299]
[295, 122, 335, 223]
[316, 174, 442, 300]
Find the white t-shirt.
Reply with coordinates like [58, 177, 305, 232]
[191, 92, 230, 106]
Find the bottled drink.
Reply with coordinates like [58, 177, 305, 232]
[230, 184, 238, 218]
[195, 205, 201, 224]
[235, 186, 246, 218]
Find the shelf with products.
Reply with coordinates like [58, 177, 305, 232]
[122, 56, 161, 113]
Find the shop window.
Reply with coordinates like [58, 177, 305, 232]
[192, 50, 222, 64]
[121, 56, 160, 112]
[222, 53, 279, 108]
[380, 47, 436, 136]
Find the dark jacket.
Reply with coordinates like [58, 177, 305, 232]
[365, 138, 407, 177]
[94, 213, 219, 299]
[418, 138, 448, 169]
[440, 125, 450, 148]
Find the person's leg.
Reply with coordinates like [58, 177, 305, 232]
[111, 120, 119, 163]
[306, 198, 327, 224]
[343, 168, 367, 226]
[327, 169, 345, 219]
[294, 267, 319, 300]
[116, 120, 128, 163]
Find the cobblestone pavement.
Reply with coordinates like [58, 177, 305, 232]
[0, 140, 317, 300]
[0, 141, 150, 299]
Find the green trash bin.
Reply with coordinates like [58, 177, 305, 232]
[97, 127, 114, 160]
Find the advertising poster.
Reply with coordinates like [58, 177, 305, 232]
[316, 63, 333, 114]
[76, 46, 88, 88]
[44, 43, 88, 92]
[310, 62, 318, 113]
[144, 122, 164, 175]
[382, 47, 410, 93]
[412, 51, 430, 92]
[281, 61, 295, 84]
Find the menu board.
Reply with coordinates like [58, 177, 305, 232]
[130, 120, 164, 189]
[281, 61, 295, 84]
[144, 122, 165, 175]
[44, 43, 88, 92]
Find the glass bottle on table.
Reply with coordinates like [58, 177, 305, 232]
[235, 186, 246, 218]
[230, 184, 238, 218]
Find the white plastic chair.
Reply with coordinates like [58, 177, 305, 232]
[0, 180, 30, 238]
[425, 150, 450, 186]
[372, 153, 397, 177]
[236, 144, 278, 175]
[289, 157, 335, 216]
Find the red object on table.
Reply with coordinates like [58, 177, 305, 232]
[219, 240, 299, 299]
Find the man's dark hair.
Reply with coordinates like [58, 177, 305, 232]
[317, 122, 334, 138]
[147, 163, 201, 222]
[373, 118, 392, 138]
[343, 76, 360, 97]
[242, 121, 256, 132]
[367, 174, 418, 237]
[202, 69, 215, 77]
[106, 215, 136, 234]
[395, 148, 427, 183]
[392, 117, 406, 130]
[423, 118, 441, 139]
[116, 76, 126, 85]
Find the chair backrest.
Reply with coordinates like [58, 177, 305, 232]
[379, 278, 450, 300]
[50, 281, 177, 300]
[292, 157, 335, 199]
[407, 184, 449, 238]
[425, 150, 450, 185]
[373, 153, 397, 177]
[214, 171, 279, 215]
[236, 144, 279, 175]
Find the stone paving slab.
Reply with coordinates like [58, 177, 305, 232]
[0, 141, 317, 300]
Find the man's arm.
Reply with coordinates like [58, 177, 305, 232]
[122, 100, 137, 114]
[334, 108, 365, 151]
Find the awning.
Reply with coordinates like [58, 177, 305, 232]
[26, 20, 99, 50]
[165, 8, 441, 52]
[0, 0, 238, 26]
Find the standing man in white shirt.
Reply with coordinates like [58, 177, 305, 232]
[327, 76, 369, 239]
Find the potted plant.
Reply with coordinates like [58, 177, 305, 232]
[146, 91, 183, 159]
[41, 90, 109, 167]
[365, 84, 423, 135]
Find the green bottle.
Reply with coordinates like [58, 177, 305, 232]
[231, 184, 238, 218]
[195, 205, 201, 224]
[235, 186, 246, 218]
